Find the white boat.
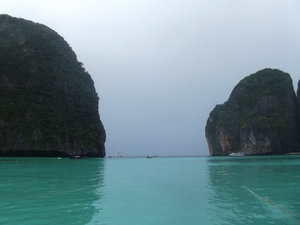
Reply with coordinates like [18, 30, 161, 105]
[229, 152, 248, 157]
[114, 153, 122, 157]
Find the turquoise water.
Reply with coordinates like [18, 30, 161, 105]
[0, 156, 299, 225]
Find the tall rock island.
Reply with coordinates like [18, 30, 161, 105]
[0, 15, 106, 157]
[206, 69, 300, 156]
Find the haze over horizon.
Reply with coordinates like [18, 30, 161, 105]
[2, 0, 300, 156]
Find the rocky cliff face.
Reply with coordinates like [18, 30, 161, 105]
[297, 81, 300, 132]
[205, 69, 299, 156]
[0, 15, 106, 157]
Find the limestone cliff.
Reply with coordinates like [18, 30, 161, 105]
[205, 69, 299, 156]
[0, 15, 106, 157]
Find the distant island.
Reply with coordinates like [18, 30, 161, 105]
[206, 68, 300, 156]
[0, 15, 106, 157]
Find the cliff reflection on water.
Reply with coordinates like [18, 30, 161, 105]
[0, 158, 105, 225]
[207, 156, 300, 225]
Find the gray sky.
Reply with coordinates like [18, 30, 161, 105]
[2, 0, 300, 156]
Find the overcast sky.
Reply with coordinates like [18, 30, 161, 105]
[2, 0, 300, 156]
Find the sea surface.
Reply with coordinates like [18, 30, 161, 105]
[0, 155, 299, 225]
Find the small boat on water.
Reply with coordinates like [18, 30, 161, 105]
[68, 154, 86, 159]
[229, 152, 249, 157]
[114, 153, 122, 157]
[69, 155, 81, 159]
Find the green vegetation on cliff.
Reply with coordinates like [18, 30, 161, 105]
[205, 68, 299, 156]
[229, 69, 293, 111]
[0, 15, 105, 156]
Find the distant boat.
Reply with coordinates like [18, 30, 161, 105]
[114, 153, 122, 157]
[229, 152, 248, 157]
[69, 155, 82, 159]
[146, 156, 153, 158]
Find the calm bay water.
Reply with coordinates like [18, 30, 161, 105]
[0, 156, 299, 225]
